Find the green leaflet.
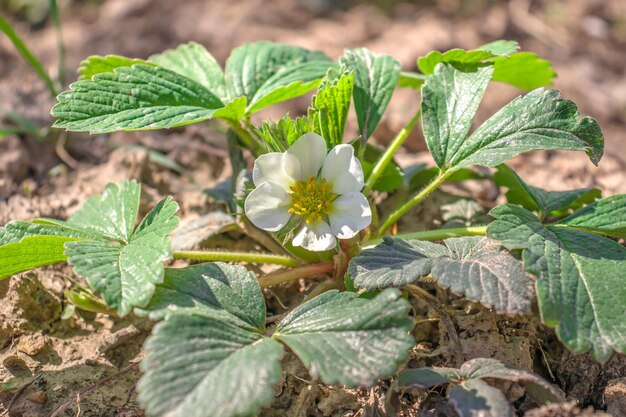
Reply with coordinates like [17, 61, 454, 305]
[138, 263, 413, 417]
[52, 65, 228, 133]
[448, 88, 604, 170]
[421, 64, 493, 168]
[136, 263, 266, 329]
[0, 236, 78, 279]
[348, 237, 534, 315]
[139, 315, 284, 417]
[417, 40, 554, 91]
[494, 164, 600, 219]
[247, 60, 336, 113]
[78, 55, 155, 80]
[340, 48, 401, 141]
[309, 69, 354, 148]
[556, 194, 626, 238]
[450, 379, 513, 417]
[225, 41, 330, 106]
[488, 204, 626, 360]
[150, 42, 228, 102]
[274, 289, 414, 387]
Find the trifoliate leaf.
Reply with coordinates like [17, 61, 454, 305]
[274, 289, 413, 387]
[0, 236, 79, 279]
[492, 52, 556, 90]
[488, 204, 626, 360]
[495, 164, 600, 219]
[150, 42, 228, 102]
[457, 358, 562, 404]
[136, 263, 265, 329]
[78, 55, 155, 80]
[449, 89, 604, 170]
[556, 194, 626, 238]
[247, 60, 335, 114]
[66, 188, 179, 316]
[52, 65, 230, 133]
[340, 48, 401, 141]
[138, 314, 283, 417]
[309, 69, 354, 148]
[421, 63, 493, 168]
[225, 41, 329, 104]
[450, 379, 513, 417]
[350, 237, 533, 315]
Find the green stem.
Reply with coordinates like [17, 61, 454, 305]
[173, 250, 301, 267]
[367, 226, 487, 246]
[377, 170, 450, 237]
[258, 261, 334, 288]
[226, 119, 257, 152]
[0, 15, 58, 97]
[363, 109, 422, 195]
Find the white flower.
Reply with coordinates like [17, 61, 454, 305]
[245, 133, 372, 251]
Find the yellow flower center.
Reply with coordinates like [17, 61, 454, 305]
[288, 177, 337, 224]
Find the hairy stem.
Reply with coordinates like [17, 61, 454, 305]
[258, 262, 334, 288]
[226, 119, 257, 151]
[367, 226, 487, 246]
[363, 109, 422, 195]
[173, 250, 301, 267]
[377, 170, 450, 237]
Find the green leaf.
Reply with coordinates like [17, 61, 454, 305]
[0, 236, 78, 279]
[150, 42, 228, 102]
[450, 379, 513, 417]
[421, 64, 493, 168]
[349, 238, 448, 289]
[137, 263, 265, 329]
[350, 237, 533, 315]
[352, 141, 403, 192]
[309, 69, 354, 148]
[492, 52, 556, 91]
[556, 194, 626, 238]
[488, 204, 626, 360]
[274, 289, 413, 387]
[225, 41, 328, 102]
[0, 220, 101, 245]
[66, 189, 179, 316]
[397, 367, 461, 388]
[139, 314, 283, 417]
[449, 89, 604, 170]
[78, 55, 155, 80]
[340, 48, 401, 141]
[418, 40, 519, 75]
[495, 164, 600, 218]
[247, 60, 335, 114]
[457, 358, 563, 404]
[441, 199, 490, 228]
[52, 65, 228, 133]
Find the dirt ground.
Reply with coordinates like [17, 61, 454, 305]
[1, 0, 625, 416]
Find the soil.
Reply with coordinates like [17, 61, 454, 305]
[1, 0, 625, 416]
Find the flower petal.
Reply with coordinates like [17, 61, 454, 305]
[244, 182, 292, 232]
[329, 191, 372, 239]
[292, 221, 336, 252]
[253, 152, 294, 191]
[284, 133, 327, 181]
[321, 144, 364, 194]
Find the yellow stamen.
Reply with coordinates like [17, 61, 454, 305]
[289, 176, 337, 224]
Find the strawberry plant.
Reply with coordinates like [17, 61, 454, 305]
[1, 39, 624, 416]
